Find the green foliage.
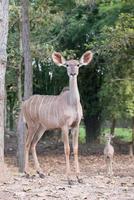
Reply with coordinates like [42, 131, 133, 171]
[7, 0, 134, 137]
[79, 126, 86, 144]
[102, 128, 132, 142]
[86, 4, 134, 121]
[80, 126, 132, 143]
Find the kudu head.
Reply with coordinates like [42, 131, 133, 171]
[52, 51, 93, 78]
[105, 134, 115, 144]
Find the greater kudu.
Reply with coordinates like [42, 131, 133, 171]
[22, 51, 93, 184]
[104, 134, 114, 176]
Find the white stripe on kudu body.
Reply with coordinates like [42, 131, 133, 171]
[22, 51, 93, 184]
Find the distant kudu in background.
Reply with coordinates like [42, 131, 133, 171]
[21, 51, 93, 184]
[104, 134, 114, 176]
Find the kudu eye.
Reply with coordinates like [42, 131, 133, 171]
[77, 64, 80, 67]
[66, 64, 69, 67]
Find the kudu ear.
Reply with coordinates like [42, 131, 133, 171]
[80, 51, 93, 66]
[52, 52, 66, 66]
[111, 134, 115, 138]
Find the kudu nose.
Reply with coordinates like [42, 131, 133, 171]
[70, 73, 76, 76]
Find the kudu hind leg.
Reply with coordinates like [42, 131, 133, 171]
[31, 125, 46, 178]
[24, 125, 39, 177]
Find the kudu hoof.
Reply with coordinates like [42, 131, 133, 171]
[24, 172, 30, 179]
[37, 171, 45, 179]
[31, 174, 36, 179]
[68, 179, 74, 185]
[77, 177, 83, 184]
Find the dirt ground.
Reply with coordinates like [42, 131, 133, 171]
[0, 134, 134, 200]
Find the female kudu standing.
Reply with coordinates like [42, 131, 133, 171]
[22, 51, 93, 184]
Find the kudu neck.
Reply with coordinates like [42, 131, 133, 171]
[107, 139, 111, 145]
[69, 76, 80, 105]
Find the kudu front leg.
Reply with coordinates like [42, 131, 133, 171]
[72, 126, 82, 183]
[109, 158, 113, 176]
[62, 127, 72, 184]
[105, 157, 112, 177]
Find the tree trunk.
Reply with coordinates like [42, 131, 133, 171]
[17, 60, 24, 172]
[21, 0, 33, 99]
[129, 116, 134, 157]
[17, 112, 26, 172]
[9, 101, 14, 130]
[17, 19, 23, 107]
[132, 116, 134, 144]
[4, 86, 7, 131]
[18, 0, 33, 172]
[0, 0, 9, 165]
[110, 118, 116, 135]
[17, 58, 23, 105]
[84, 114, 101, 143]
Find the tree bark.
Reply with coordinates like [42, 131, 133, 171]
[18, 0, 33, 172]
[0, 0, 9, 165]
[84, 114, 101, 143]
[21, 0, 33, 99]
[110, 118, 116, 135]
[132, 116, 134, 144]
[9, 99, 14, 130]
[17, 18, 22, 111]
[129, 116, 134, 157]
[17, 111, 26, 172]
